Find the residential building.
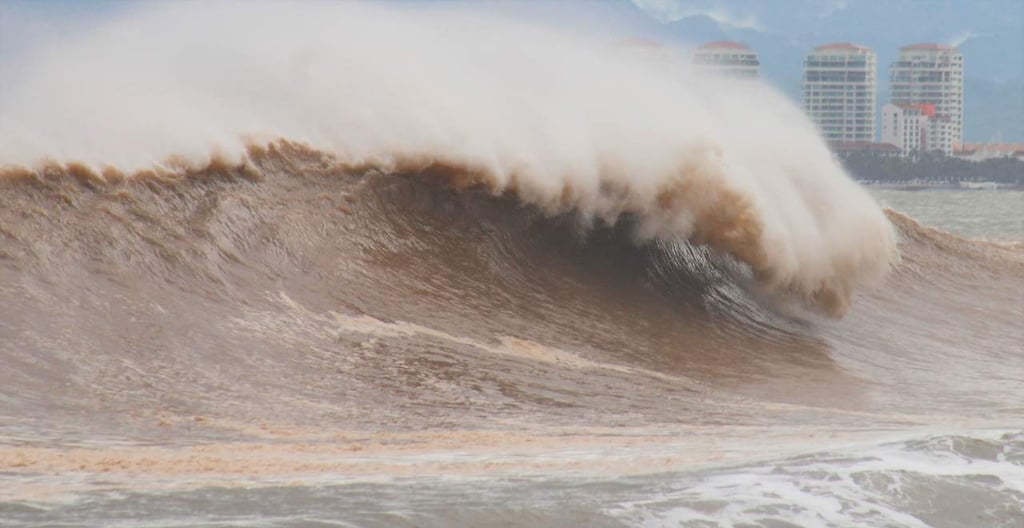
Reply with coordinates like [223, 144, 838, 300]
[882, 103, 925, 153]
[882, 103, 956, 156]
[802, 43, 877, 143]
[889, 43, 964, 149]
[926, 115, 956, 156]
[693, 41, 759, 78]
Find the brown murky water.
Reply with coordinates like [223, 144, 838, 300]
[2, 148, 1022, 526]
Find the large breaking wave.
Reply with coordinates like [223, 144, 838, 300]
[0, 1, 897, 316]
[5, 6, 1024, 526]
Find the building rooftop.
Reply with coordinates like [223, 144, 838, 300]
[901, 43, 958, 51]
[814, 42, 870, 52]
[697, 41, 751, 51]
[955, 144, 1024, 158]
[959, 143, 1024, 153]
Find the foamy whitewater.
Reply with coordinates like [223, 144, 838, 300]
[1, 2, 1022, 527]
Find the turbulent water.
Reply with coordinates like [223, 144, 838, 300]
[2, 2, 1023, 527]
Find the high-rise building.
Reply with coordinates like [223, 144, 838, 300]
[802, 43, 877, 143]
[693, 41, 759, 78]
[889, 44, 964, 149]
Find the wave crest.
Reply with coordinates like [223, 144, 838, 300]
[4, 137, 894, 317]
[0, 2, 898, 316]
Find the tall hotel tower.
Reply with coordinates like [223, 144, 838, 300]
[802, 43, 877, 143]
[693, 41, 760, 78]
[889, 44, 964, 148]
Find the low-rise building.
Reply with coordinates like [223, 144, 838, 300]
[881, 103, 956, 156]
[954, 143, 1024, 161]
[882, 103, 925, 153]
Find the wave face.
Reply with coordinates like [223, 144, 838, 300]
[0, 1, 895, 315]
[1, 144, 1022, 428]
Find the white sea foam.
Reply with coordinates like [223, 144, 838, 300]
[613, 430, 1024, 528]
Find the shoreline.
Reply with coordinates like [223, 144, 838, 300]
[859, 181, 1024, 191]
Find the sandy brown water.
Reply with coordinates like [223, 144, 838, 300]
[2, 148, 1023, 527]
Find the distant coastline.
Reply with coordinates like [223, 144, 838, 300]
[838, 152, 1024, 190]
[858, 180, 1024, 191]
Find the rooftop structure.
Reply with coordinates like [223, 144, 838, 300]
[802, 43, 877, 144]
[693, 41, 759, 78]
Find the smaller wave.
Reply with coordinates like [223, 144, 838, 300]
[887, 209, 1024, 252]
[885, 209, 1024, 278]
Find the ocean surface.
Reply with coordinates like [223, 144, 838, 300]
[2, 3, 1023, 527]
[2, 167, 1021, 527]
[871, 188, 1023, 243]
